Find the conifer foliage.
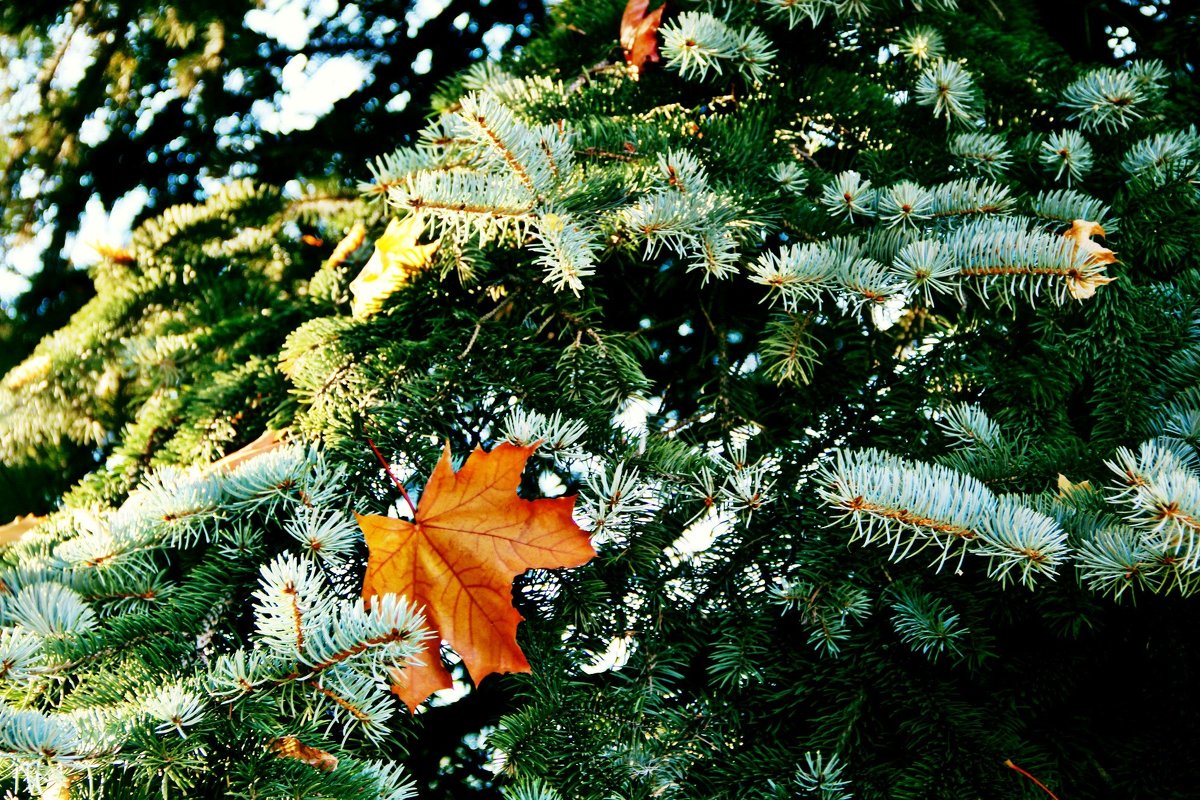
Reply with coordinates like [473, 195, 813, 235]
[3, 0, 1200, 798]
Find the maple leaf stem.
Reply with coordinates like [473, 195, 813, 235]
[1004, 759, 1061, 800]
[366, 437, 418, 517]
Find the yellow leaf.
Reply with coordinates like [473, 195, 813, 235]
[1056, 473, 1092, 497]
[349, 217, 440, 318]
[39, 776, 72, 800]
[0, 514, 46, 547]
[205, 429, 288, 475]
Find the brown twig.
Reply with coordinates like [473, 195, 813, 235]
[458, 301, 511, 359]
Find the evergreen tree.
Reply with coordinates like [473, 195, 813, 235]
[0, 0, 543, 376]
[3, 0, 1200, 798]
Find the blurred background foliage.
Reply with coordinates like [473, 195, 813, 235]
[0, 0, 544, 373]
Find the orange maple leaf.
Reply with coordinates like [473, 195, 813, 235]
[620, 0, 666, 79]
[357, 442, 595, 711]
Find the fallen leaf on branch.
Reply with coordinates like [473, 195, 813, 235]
[0, 514, 46, 547]
[1063, 219, 1117, 300]
[349, 216, 439, 318]
[1063, 220, 1117, 266]
[1056, 473, 1093, 498]
[358, 442, 595, 711]
[206, 429, 288, 474]
[270, 736, 339, 771]
[620, 0, 666, 79]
